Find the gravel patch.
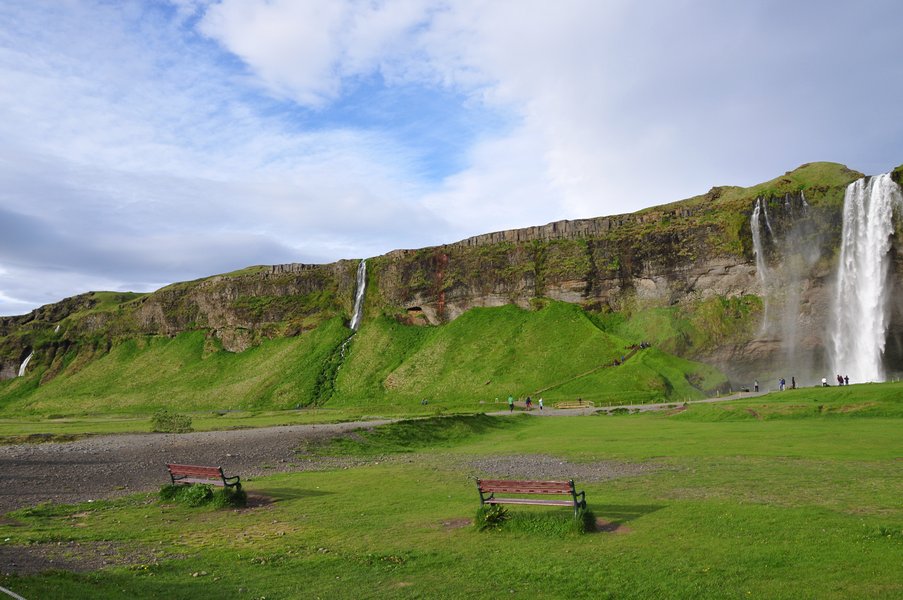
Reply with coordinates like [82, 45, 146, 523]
[464, 454, 659, 482]
[0, 420, 393, 515]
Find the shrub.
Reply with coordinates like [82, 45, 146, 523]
[474, 504, 510, 531]
[159, 484, 247, 508]
[475, 505, 596, 535]
[151, 409, 193, 433]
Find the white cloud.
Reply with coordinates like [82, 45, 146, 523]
[1, 0, 901, 316]
[198, 0, 435, 106]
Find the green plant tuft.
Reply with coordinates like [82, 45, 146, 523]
[474, 504, 510, 531]
[159, 484, 247, 508]
[150, 409, 193, 433]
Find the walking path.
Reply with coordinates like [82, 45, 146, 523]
[490, 390, 769, 417]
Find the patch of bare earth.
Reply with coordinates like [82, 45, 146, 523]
[441, 518, 471, 530]
[0, 541, 174, 576]
[593, 518, 631, 534]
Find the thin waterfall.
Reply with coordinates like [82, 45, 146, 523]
[830, 174, 903, 383]
[762, 197, 774, 235]
[349, 259, 367, 331]
[18, 351, 33, 377]
[751, 198, 771, 334]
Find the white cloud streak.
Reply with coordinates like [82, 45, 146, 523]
[0, 0, 901, 316]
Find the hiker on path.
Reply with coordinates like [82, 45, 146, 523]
[791, 376, 796, 390]
[754, 380, 759, 392]
[779, 378, 785, 391]
[525, 396, 532, 410]
[538, 397, 543, 410]
[822, 377, 828, 387]
[508, 396, 514, 412]
[837, 374, 844, 386]
[844, 375, 849, 386]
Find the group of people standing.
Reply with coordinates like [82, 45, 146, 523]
[506, 395, 543, 411]
[754, 375, 853, 390]
[823, 374, 850, 387]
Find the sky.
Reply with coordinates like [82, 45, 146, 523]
[1, 0, 901, 316]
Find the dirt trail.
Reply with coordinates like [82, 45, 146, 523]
[0, 420, 391, 515]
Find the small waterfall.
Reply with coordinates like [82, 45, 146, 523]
[751, 198, 771, 334]
[349, 259, 367, 331]
[18, 351, 33, 377]
[830, 174, 903, 383]
[762, 198, 774, 236]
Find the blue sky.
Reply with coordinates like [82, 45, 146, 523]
[1, 0, 901, 316]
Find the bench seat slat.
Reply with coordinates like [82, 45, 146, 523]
[485, 498, 573, 506]
[174, 477, 226, 487]
[478, 481, 573, 494]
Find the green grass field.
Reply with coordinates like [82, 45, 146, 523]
[1, 386, 900, 599]
[0, 301, 726, 417]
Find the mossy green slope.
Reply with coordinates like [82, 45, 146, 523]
[333, 301, 725, 408]
[0, 301, 726, 415]
[0, 318, 349, 415]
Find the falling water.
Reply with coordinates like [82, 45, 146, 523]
[18, 351, 33, 377]
[751, 198, 771, 334]
[349, 259, 367, 331]
[830, 174, 903, 383]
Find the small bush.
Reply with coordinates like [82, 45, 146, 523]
[474, 504, 510, 531]
[159, 484, 246, 508]
[475, 505, 595, 535]
[151, 409, 193, 433]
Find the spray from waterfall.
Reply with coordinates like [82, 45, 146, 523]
[830, 174, 903, 383]
[18, 351, 33, 377]
[349, 259, 367, 331]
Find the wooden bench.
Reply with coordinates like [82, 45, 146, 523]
[166, 464, 241, 490]
[476, 479, 586, 517]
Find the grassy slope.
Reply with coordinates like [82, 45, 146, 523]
[1, 388, 900, 599]
[0, 301, 725, 416]
[0, 318, 349, 415]
[333, 301, 725, 409]
[592, 295, 762, 358]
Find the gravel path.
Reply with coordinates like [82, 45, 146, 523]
[0, 420, 392, 515]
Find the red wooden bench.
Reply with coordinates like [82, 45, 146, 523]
[166, 464, 241, 490]
[476, 479, 586, 517]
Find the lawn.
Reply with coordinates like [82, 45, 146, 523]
[0, 389, 901, 599]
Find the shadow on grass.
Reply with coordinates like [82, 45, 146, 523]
[590, 504, 665, 533]
[255, 487, 335, 502]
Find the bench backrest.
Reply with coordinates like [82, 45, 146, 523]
[477, 479, 574, 495]
[167, 464, 224, 479]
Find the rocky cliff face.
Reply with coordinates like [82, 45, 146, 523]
[0, 162, 877, 386]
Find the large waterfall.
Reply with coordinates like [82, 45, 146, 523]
[349, 259, 367, 331]
[830, 174, 903, 383]
[18, 351, 33, 377]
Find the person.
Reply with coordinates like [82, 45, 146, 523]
[837, 374, 843, 386]
[538, 397, 543, 410]
[791, 376, 796, 390]
[779, 378, 785, 391]
[507, 396, 514, 412]
[822, 377, 828, 387]
[754, 380, 759, 392]
[525, 396, 532, 410]
[844, 375, 849, 386]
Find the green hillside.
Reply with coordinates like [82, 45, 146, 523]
[0, 301, 726, 416]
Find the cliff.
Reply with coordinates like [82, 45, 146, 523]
[0, 161, 880, 389]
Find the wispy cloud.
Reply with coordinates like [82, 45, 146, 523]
[0, 0, 901, 316]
